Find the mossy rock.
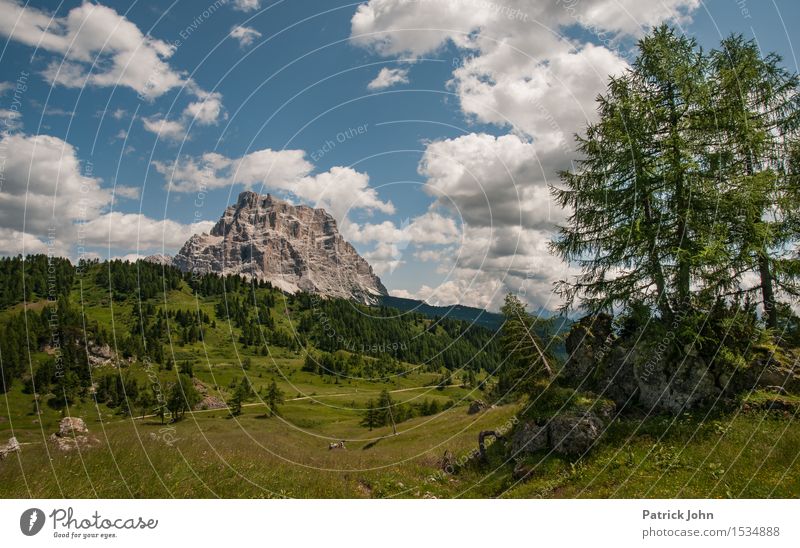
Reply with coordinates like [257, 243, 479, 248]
[740, 390, 800, 414]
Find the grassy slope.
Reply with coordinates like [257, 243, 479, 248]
[2, 400, 797, 498]
[1, 269, 799, 498]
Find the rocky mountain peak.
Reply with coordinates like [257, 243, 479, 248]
[172, 191, 387, 304]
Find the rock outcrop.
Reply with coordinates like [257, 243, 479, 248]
[562, 313, 614, 386]
[50, 417, 98, 452]
[511, 411, 605, 458]
[548, 413, 604, 456]
[467, 399, 487, 414]
[735, 349, 800, 394]
[58, 416, 88, 437]
[0, 437, 20, 459]
[563, 318, 723, 413]
[172, 191, 387, 304]
[87, 342, 115, 367]
[511, 422, 548, 455]
[143, 253, 173, 266]
[561, 314, 800, 414]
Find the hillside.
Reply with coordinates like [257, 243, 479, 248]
[0, 255, 501, 450]
[379, 295, 506, 330]
[1, 255, 799, 498]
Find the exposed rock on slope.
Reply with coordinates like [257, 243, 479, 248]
[0, 437, 20, 459]
[50, 417, 98, 452]
[561, 314, 800, 414]
[173, 191, 387, 304]
[143, 253, 173, 266]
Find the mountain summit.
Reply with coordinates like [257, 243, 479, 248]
[171, 191, 387, 304]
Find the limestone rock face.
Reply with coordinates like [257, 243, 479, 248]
[143, 253, 173, 266]
[173, 191, 387, 304]
[58, 417, 88, 437]
[0, 437, 20, 459]
[51, 417, 97, 452]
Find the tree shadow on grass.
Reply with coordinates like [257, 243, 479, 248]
[362, 438, 382, 450]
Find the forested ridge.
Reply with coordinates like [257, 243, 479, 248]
[0, 255, 502, 409]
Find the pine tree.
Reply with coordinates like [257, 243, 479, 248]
[136, 390, 155, 419]
[377, 388, 396, 433]
[497, 294, 554, 396]
[361, 399, 379, 430]
[153, 398, 167, 425]
[229, 377, 252, 416]
[167, 374, 200, 421]
[552, 26, 713, 319]
[707, 35, 800, 328]
[553, 25, 800, 334]
[265, 379, 284, 417]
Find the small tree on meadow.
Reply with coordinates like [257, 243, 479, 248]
[167, 374, 200, 421]
[361, 399, 379, 430]
[229, 377, 253, 416]
[265, 379, 284, 417]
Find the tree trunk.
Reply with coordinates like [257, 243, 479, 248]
[759, 252, 778, 329]
[669, 87, 691, 311]
[515, 309, 553, 377]
[745, 154, 778, 330]
[643, 194, 672, 320]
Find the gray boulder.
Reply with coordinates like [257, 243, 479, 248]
[510, 422, 548, 455]
[467, 399, 487, 415]
[548, 413, 604, 456]
[596, 345, 640, 408]
[559, 314, 800, 415]
[597, 344, 721, 414]
[58, 417, 88, 437]
[736, 350, 800, 394]
[51, 417, 97, 452]
[0, 437, 20, 459]
[87, 342, 115, 366]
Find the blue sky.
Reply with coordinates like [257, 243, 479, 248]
[0, 0, 798, 311]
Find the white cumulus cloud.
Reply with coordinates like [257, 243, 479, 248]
[154, 149, 394, 222]
[0, 0, 185, 99]
[0, 132, 212, 257]
[349, 0, 699, 310]
[230, 25, 262, 47]
[232, 0, 260, 12]
[367, 67, 409, 90]
[141, 116, 188, 142]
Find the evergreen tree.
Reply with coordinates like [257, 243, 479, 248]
[553, 25, 800, 331]
[229, 377, 253, 416]
[167, 374, 200, 421]
[136, 390, 156, 419]
[497, 294, 555, 396]
[707, 35, 800, 328]
[154, 399, 166, 425]
[552, 26, 713, 319]
[181, 361, 194, 377]
[361, 399, 379, 430]
[265, 378, 284, 417]
[377, 388, 396, 433]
